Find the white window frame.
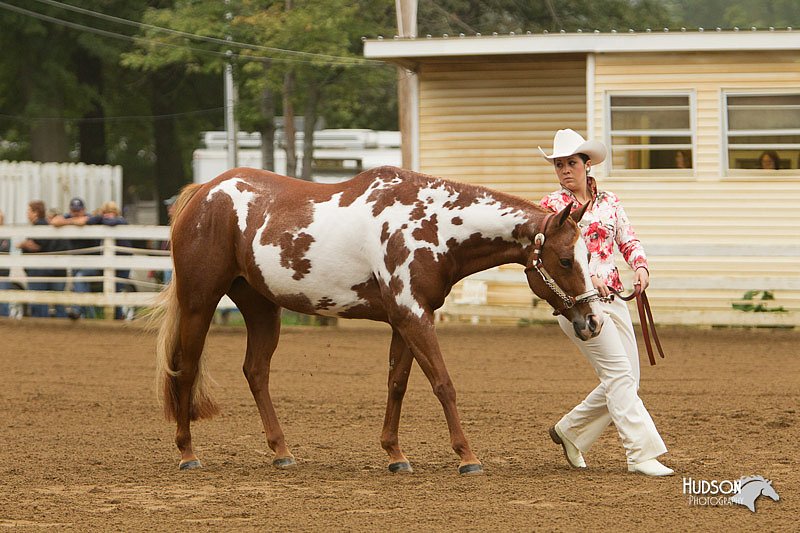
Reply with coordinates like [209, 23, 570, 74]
[605, 90, 696, 176]
[722, 89, 800, 175]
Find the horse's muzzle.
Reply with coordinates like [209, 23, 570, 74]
[573, 313, 602, 341]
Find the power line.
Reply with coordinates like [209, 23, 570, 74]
[31, 0, 380, 65]
[0, 0, 384, 67]
[0, 105, 227, 124]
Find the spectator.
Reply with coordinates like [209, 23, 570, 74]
[759, 150, 781, 170]
[17, 200, 68, 318]
[674, 150, 691, 169]
[0, 210, 10, 317]
[88, 201, 133, 319]
[51, 197, 101, 319]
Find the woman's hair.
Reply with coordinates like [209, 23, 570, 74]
[572, 152, 598, 197]
[28, 200, 46, 220]
[101, 201, 120, 216]
[759, 150, 780, 170]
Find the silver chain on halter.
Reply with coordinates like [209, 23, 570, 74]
[527, 232, 601, 312]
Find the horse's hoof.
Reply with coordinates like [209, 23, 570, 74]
[388, 461, 413, 474]
[272, 456, 297, 469]
[179, 459, 202, 470]
[458, 463, 484, 475]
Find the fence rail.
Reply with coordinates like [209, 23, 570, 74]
[2, 226, 797, 326]
[0, 225, 236, 318]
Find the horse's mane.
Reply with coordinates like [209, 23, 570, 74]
[384, 166, 549, 216]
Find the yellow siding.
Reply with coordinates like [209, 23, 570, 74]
[592, 51, 800, 181]
[418, 57, 587, 201]
[589, 52, 800, 322]
[421, 51, 800, 325]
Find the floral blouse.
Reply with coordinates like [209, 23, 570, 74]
[540, 182, 648, 292]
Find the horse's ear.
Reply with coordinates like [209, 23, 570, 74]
[570, 202, 589, 224]
[556, 202, 573, 227]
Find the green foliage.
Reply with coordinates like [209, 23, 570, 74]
[732, 290, 787, 313]
[2, 0, 798, 201]
[417, 0, 672, 35]
[662, 0, 800, 29]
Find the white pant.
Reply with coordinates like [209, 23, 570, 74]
[556, 296, 667, 464]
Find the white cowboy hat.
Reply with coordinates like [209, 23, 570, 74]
[538, 129, 607, 164]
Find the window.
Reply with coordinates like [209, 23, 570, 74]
[725, 92, 800, 172]
[607, 94, 694, 172]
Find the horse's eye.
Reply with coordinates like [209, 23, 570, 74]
[559, 258, 573, 268]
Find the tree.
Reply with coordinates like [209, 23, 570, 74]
[121, 0, 229, 217]
[416, 0, 673, 35]
[663, 0, 800, 29]
[236, 0, 396, 179]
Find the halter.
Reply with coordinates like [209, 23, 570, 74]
[523, 212, 600, 315]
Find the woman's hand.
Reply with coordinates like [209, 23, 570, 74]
[591, 274, 610, 298]
[634, 267, 650, 295]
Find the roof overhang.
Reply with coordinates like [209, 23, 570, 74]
[364, 30, 799, 66]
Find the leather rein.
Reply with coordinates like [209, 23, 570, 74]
[523, 212, 666, 366]
[608, 287, 666, 366]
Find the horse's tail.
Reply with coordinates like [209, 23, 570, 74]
[150, 182, 219, 421]
[170, 182, 203, 236]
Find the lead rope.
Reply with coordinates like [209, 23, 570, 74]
[608, 288, 666, 366]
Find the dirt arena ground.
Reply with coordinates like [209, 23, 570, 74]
[0, 319, 796, 531]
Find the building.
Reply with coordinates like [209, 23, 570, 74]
[365, 29, 800, 325]
[192, 129, 401, 184]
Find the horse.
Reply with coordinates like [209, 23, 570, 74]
[731, 476, 780, 512]
[154, 165, 603, 475]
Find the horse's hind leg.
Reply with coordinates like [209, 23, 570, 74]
[228, 278, 295, 468]
[381, 328, 415, 473]
[175, 306, 218, 469]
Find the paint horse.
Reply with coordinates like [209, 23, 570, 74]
[155, 165, 603, 474]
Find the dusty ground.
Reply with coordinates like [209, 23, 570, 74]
[0, 319, 797, 531]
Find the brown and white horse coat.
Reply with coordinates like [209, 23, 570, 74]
[159, 165, 601, 474]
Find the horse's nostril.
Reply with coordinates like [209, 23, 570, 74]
[587, 314, 598, 333]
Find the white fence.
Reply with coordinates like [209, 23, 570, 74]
[0, 161, 123, 225]
[2, 225, 796, 326]
[439, 242, 800, 327]
[0, 226, 170, 317]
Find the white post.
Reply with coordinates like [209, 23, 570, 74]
[224, 63, 238, 169]
[103, 236, 115, 320]
[395, 0, 419, 171]
[224, 0, 238, 170]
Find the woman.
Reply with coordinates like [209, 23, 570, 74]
[89, 201, 133, 319]
[17, 200, 68, 318]
[538, 129, 673, 477]
[759, 150, 780, 170]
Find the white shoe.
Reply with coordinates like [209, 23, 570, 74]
[628, 459, 674, 477]
[549, 425, 586, 469]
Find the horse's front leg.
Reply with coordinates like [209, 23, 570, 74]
[392, 312, 483, 475]
[380, 328, 415, 473]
